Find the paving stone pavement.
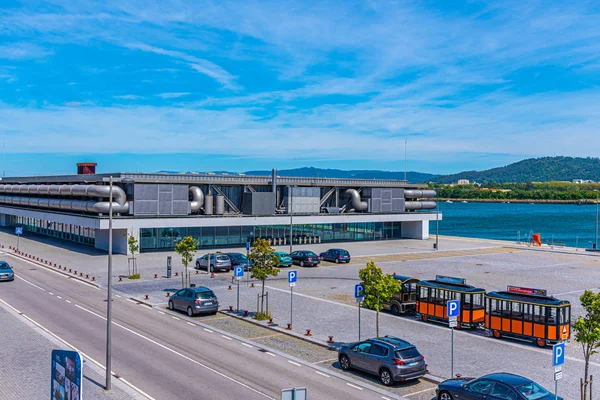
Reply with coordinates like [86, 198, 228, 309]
[0, 303, 143, 400]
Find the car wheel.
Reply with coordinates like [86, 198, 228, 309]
[210, 264, 214, 272]
[438, 391, 454, 400]
[391, 304, 400, 315]
[339, 355, 351, 370]
[168, 301, 174, 311]
[335, 258, 340, 264]
[300, 261, 305, 267]
[210, 311, 218, 315]
[187, 307, 194, 317]
[379, 368, 393, 386]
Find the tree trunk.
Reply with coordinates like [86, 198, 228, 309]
[261, 280, 265, 314]
[584, 350, 590, 400]
[376, 309, 379, 338]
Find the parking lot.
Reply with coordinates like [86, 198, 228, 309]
[3, 229, 599, 399]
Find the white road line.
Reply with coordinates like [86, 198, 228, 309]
[381, 397, 391, 400]
[172, 316, 180, 321]
[404, 387, 436, 397]
[72, 300, 274, 399]
[49, 292, 54, 295]
[221, 335, 232, 340]
[242, 343, 253, 348]
[187, 322, 195, 326]
[0, 298, 156, 400]
[56, 296, 62, 299]
[157, 311, 165, 315]
[265, 352, 276, 357]
[315, 371, 330, 378]
[115, 294, 122, 298]
[287, 360, 301, 367]
[15, 275, 46, 291]
[65, 300, 71, 304]
[346, 383, 363, 391]
[126, 299, 137, 304]
[203, 328, 213, 333]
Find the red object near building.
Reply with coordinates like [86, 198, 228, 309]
[77, 163, 97, 175]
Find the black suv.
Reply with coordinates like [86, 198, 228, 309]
[338, 336, 427, 385]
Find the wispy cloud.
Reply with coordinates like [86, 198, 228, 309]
[0, 43, 53, 60]
[114, 94, 144, 100]
[156, 92, 190, 99]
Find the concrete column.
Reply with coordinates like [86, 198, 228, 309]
[401, 220, 430, 240]
[94, 228, 128, 255]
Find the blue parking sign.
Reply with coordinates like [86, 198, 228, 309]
[15, 227, 23, 235]
[553, 343, 565, 367]
[354, 284, 364, 299]
[447, 300, 460, 318]
[288, 270, 297, 286]
[246, 242, 250, 251]
[234, 266, 244, 278]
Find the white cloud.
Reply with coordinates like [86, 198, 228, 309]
[0, 43, 53, 60]
[156, 92, 190, 99]
[114, 94, 144, 100]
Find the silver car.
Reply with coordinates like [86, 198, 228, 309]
[195, 253, 232, 272]
[0, 261, 14, 282]
[338, 336, 427, 386]
[168, 287, 219, 317]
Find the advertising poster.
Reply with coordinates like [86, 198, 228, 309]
[51, 350, 82, 400]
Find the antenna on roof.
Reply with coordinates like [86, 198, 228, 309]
[404, 139, 407, 182]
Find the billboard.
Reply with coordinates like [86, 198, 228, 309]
[51, 350, 82, 400]
[507, 285, 547, 296]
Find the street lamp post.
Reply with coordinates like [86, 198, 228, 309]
[105, 176, 113, 390]
[289, 186, 294, 254]
[595, 189, 599, 251]
[435, 193, 439, 250]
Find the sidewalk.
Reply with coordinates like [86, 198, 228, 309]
[0, 302, 144, 400]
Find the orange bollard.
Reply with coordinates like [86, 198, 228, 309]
[305, 329, 312, 336]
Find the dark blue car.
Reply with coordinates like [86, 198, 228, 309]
[319, 248, 351, 264]
[436, 373, 561, 400]
[224, 253, 253, 271]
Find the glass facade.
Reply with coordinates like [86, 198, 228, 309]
[9, 216, 95, 246]
[140, 221, 403, 252]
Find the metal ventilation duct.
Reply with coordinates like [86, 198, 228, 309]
[344, 189, 368, 211]
[404, 190, 436, 199]
[0, 184, 129, 214]
[405, 201, 437, 210]
[189, 186, 204, 213]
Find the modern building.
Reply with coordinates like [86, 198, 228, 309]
[0, 167, 440, 254]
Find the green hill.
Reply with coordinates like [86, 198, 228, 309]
[430, 157, 600, 184]
[244, 167, 436, 184]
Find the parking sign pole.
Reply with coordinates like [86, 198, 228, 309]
[290, 285, 293, 329]
[358, 301, 361, 341]
[237, 276, 240, 312]
[451, 327, 454, 378]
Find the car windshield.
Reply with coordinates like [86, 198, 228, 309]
[195, 291, 216, 299]
[395, 347, 421, 359]
[516, 382, 550, 399]
[0, 262, 11, 269]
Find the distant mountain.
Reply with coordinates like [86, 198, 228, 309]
[430, 157, 600, 184]
[244, 167, 437, 184]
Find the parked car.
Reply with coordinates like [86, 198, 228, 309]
[274, 252, 293, 268]
[319, 248, 351, 263]
[168, 286, 219, 317]
[224, 253, 253, 271]
[0, 261, 14, 282]
[338, 336, 426, 386]
[195, 254, 232, 272]
[435, 373, 561, 400]
[290, 250, 320, 267]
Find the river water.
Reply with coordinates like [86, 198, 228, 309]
[429, 201, 599, 249]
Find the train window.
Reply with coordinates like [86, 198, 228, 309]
[548, 308, 556, 324]
[511, 302, 522, 319]
[473, 294, 484, 308]
[533, 305, 545, 323]
[523, 304, 533, 322]
[419, 286, 428, 300]
[490, 299, 501, 316]
[559, 308, 569, 324]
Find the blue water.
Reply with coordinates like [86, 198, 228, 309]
[429, 202, 599, 248]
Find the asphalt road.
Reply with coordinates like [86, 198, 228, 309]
[0, 253, 402, 400]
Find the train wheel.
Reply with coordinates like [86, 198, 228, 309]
[493, 330, 501, 339]
[391, 305, 400, 315]
[536, 338, 547, 348]
[421, 314, 428, 322]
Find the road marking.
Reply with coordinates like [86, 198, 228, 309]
[65, 300, 71, 304]
[72, 300, 274, 399]
[221, 335, 233, 340]
[49, 292, 54, 295]
[187, 322, 195, 326]
[172, 316, 180, 321]
[203, 328, 213, 333]
[242, 343, 253, 348]
[346, 383, 363, 390]
[115, 294, 122, 298]
[382, 397, 391, 400]
[15, 275, 46, 291]
[315, 371, 330, 378]
[265, 352, 276, 357]
[287, 360, 301, 367]
[405, 387, 436, 397]
[157, 311, 165, 315]
[0, 297, 156, 400]
[313, 358, 337, 365]
[56, 296, 62, 299]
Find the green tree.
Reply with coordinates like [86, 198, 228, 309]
[574, 289, 600, 400]
[358, 261, 401, 337]
[248, 239, 280, 318]
[174, 236, 199, 288]
[124, 232, 140, 277]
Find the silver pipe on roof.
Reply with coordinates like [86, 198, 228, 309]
[344, 189, 368, 211]
[189, 186, 204, 213]
[404, 190, 436, 199]
[405, 201, 437, 210]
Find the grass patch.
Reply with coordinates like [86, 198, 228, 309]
[128, 273, 141, 280]
[254, 312, 271, 321]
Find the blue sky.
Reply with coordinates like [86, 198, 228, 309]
[1, 1, 600, 176]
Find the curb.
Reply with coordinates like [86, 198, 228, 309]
[505, 244, 600, 258]
[5, 250, 102, 289]
[129, 297, 154, 308]
[218, 309, 445, 386]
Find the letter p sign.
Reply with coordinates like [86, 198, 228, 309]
[553, 343, 565, 367]
[447, 300, 460, 318]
